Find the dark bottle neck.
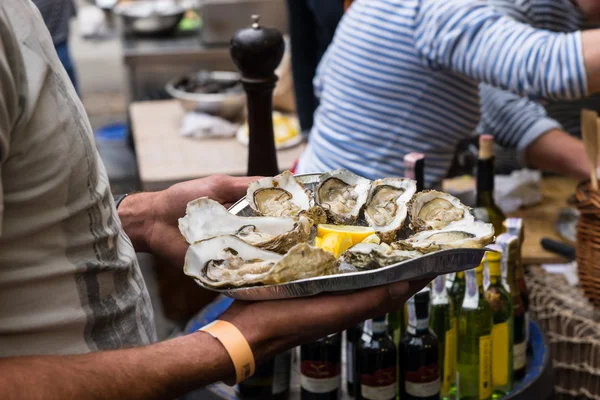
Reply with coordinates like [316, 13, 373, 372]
[405, 159, 425, 192]
[371, 316, 388, 338]
[476, 157, 495, 204]
[408, 297, 430, 334]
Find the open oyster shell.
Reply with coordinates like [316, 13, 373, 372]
[314, 169, 371, 225]
[364, 178, 417, 243]
[393, 221, 494, 253]
[184, 235, 338, 288]
[178, 197, 311, 254]
[341, 243, 421, 270]
[247, 171, 312, 218]
[408, 190, 473, 232]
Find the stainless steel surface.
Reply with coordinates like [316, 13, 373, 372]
[165, 71, 246, 118]
[192, 173, 489, 301]
[114, 1, 186, 36]
[198, 0, 288, 45]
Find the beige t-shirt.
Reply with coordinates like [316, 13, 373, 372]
[0, 0, 156, 356]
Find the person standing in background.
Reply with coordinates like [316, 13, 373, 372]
[286, 0, 344, 135]
[32, 0, 79, 93]
[478, 0, 600, 173]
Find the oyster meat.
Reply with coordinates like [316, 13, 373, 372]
[342, 242, 421, 270]
[178, 197, 311, 253]
[247, 171, 312, 218]
[364, 178, 417, 242]
[408, 191, 473, 232]
[393, 221, 494, 253]
[185, 235, 338, 288]
[315, 169, 371, 224]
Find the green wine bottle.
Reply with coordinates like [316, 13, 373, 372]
[497, 233, 527, 381]
[388, 309, 406, 400]
[503, 219, 530, 351]
[458, 263, 493, 400]
[483, 250, 514, 398]
[430, 275, 457, 400]
[448, 272, 466, 320]
[474, 135, 506, 235]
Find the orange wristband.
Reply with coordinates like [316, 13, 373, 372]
[200, 320, 255, 384]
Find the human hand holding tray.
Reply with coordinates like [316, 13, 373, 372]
[180, 172, 494, 301]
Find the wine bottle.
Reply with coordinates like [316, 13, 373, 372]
[300, 333, 342, 400]
[388, 309, 406, 400]
[483, 250, 514, 398]
[237, 351, 292, 399]
[449, 272, 466, 320]
[400, 288, 440, 400]
[348, 322, 365, 397]
[458, 264, 493, 400]
[358, 316, 397, 400]
[474, 135, 506, 234]
[404, 152, 425, 191]
[503, 218, 530, 350]
[497, 233, 527, 381]
[430, 275, 457, 400]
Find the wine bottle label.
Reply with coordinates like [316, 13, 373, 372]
[272, 351, 291, 394]
[443, 320, 457, 393]
[491, 322, 510, 387]
[483, 261, 491, 291]
[464, 269, 479, 309]
[513, 341, 527, 370]
[361, 367, 396, 400]
[479, 335, 492, 399]
[361, 382, 397, 400]
[300, 361, 340, 394]
[373, 320, 387, 334]
[347, 342, 354, 384]
[405, 363, 440, 397]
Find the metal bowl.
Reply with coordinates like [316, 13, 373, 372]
[166, 71, 246, 120]
[113, 1, 185, 36]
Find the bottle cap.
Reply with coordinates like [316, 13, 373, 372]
[479, 134, 495, 160]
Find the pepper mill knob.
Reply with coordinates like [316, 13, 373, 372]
[230, 15, 285, 176]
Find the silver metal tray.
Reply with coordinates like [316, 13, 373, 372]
[194, 173, 488, 300]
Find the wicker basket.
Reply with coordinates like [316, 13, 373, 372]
[575, 181, 600, 308]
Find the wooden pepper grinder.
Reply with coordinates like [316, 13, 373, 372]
[230, 15, 285, 177]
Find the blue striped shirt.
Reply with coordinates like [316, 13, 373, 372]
[478, 0, 600, 162]
[296, 0, 588, 187]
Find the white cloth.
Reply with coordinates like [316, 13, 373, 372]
[0, 0, 155, 356]
[180, 112, 238, 139]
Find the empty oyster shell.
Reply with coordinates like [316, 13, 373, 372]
[315, 169, 371, 224]
[394, 221, 494, 253]
[342, 243, 421, 270]
[364, 178, 417, 243]
[178, 197, 311, 254]
[247, 171, 312, 218]
[408, 191, 473, 232]
[184, 235, 338, 288]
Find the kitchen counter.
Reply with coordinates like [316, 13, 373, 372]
[129, 100, 305, 191]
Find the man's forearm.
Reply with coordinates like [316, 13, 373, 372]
[525, 129, 591, 180]
[118, 192, 156, 253]
[582, 30, 600, 94]
[0, 332, 235, 400]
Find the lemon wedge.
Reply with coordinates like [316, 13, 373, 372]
[314, 237, 323, 248]
[320, 232, 354, 258]
[317, 224, 376, 245]
[361, 234, 381, 245]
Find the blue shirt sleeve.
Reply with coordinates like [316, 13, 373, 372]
[414, 0, 588, 101]
[477, 83, 563, 165]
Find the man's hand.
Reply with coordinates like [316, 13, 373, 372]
[119, 175, 259, 266]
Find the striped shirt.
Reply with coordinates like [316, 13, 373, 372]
[296, 0, 588, 187]
[478, 0, 600, 162]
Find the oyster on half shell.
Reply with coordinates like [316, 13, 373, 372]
[364, 178, 417, 243]
[393, 221, 494, 253]
[184, 235, 338, 288]
[408, 191, 473, 232]
[314, 169, 371, 224]
[247, 171, 312, 218]
[178, 197, 311, 254]
[342, 243, 421, 270]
